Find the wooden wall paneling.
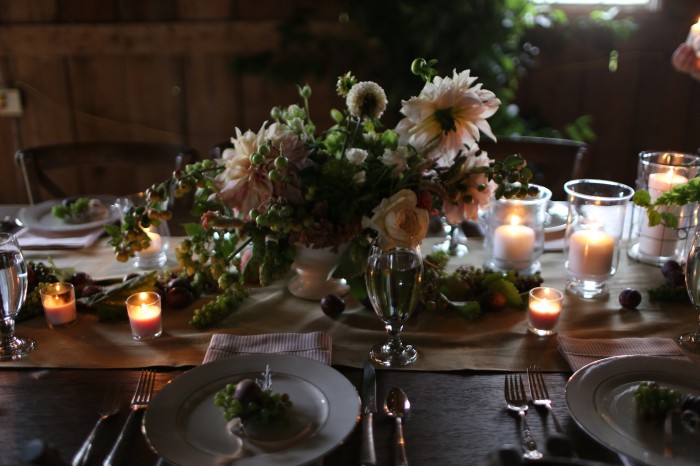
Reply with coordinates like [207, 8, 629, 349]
[184, 54, 242, 157]
[55, 0, 119, 22]
[0, 0, 57, 22]
[239, 74, 299, 130]
[0, 119, 19, 203]
[178, 0, 235, 20]
[116, 0, 178, 22]
[12, 55, 75, 203]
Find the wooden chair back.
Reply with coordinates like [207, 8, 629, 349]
[479, 136, 588, 200]
[15, 141, 198, 204]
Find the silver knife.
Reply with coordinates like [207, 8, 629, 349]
[360, 361, 377, 466]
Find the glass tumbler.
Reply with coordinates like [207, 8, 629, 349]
[564, 179, 634, 299]
[483, 184, 551, 274]
[627, 151, 700, 266]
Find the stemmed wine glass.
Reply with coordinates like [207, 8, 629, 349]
[365, 236, 423, 367]
[0, 233, 35, 360]
[681, 229, 700, 353]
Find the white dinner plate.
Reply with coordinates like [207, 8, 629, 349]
[143, 354, 360, 466]
[18, 195, 120, 232]
[544, 201, 569, 233]
[566, 355, 700, 466]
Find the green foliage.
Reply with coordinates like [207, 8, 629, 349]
[634, 177, 700, 228]
[79, 272, 160, 322]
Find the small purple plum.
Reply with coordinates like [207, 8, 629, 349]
[619, 288, 642, 310]
[320, 294, 345, 318]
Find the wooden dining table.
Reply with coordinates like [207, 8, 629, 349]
[1, 205, 697, 466]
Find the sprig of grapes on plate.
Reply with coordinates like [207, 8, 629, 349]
[634, 381, 700, 432]
[51, 197, 106, 223]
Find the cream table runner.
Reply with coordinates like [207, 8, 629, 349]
[3, 236, 699, 371]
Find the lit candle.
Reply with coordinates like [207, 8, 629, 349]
[39, 282, 77, 328]
[687, 17, 700, 52]
[138, 229, 163, 259]
[639, 168, 689, 257]
[125, 291, 162, 340]
[568, 230, 615, 277]
[493, 216, 535, 268]
[528, 287, 563, 336]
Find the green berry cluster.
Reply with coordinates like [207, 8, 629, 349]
[214, 383, 292, 424]
[633, 381, 684, 422]
[189, 286, 248, 329]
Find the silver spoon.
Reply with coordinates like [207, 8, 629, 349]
[384, 387, 410, 466]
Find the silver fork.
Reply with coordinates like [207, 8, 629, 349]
[528, 364, 563, 433]
[71, 386, 121, 466]
[103, 369, 156, 466]
[504, 374, 543, 460]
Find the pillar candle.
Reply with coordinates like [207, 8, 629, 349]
[639, 169, 688, 257]
[568, 230, 615, 276]
[493, 217, 535, 264]
[138, 229, 163, 259]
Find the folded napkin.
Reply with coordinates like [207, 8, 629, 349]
[558, 336, 691, 372]
[203, 332, 333, 365]
[15, 227, 104, 250]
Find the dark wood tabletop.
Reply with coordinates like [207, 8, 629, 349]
[1, 367, 624, 466]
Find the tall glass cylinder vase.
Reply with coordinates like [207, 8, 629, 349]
[483, 185, 551, 274]
[628, 151, 700, 266]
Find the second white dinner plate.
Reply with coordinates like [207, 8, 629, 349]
[566, 355, 700, 466]
[18, 195, 120, 232]
[143, 354, 360, 466]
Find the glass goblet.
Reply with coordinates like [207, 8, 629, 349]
[365, 236, 423, 367]
[0, 233, 35, 360]
[681, 229, 700, 353]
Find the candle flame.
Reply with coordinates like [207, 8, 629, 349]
[509, 215, 522, 226]
[663, 168, 676, 182]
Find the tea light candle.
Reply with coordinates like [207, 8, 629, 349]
[125, 291, 162, 340]
[39, 282, 77, 328]
[493, 216, 535, 265]
[528, 287, 563, 336]
[568, 229, 614, 277]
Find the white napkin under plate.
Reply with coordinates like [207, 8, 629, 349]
[558, 336, 691, 372]
[15, 227, 104, 250]
[203, 332, 333, 365]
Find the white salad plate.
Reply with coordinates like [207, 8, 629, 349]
[143, 354, 360, 466]
[566, 355, 700, 466]
[18, 195, 119, 233]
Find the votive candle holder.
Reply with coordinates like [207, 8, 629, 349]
[528, 287, 563, 336]
[125, 291, 163, 340]
[39, 282, 77, 329]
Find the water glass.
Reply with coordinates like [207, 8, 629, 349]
[564, 179, 634, 299]
[628, 151, 700, 266]
[484, 184, 551, 274]
[365, 236, 422, 367]
[0, 233, 35, 360]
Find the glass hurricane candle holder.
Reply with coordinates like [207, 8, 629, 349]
[564, 179, 634, 299]
[125, 291, 163, 340]
[39, 282, 77, 329]
[117, 193, 170, 269]
[483, 184, 551, 274]
[628, 151, 700, 266]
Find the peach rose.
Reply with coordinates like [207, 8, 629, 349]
[363, 189, 429, 245]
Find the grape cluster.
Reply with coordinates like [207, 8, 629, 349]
[634, 381, 685, 422]
[214, 379, 292, 424]
[189, 286, 249, 329]
[648, 260, 689, 302]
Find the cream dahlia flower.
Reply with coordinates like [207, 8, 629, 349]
[396, 69, 501, 167]
[346, 81, 388, 119]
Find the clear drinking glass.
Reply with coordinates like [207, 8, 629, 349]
[365, 236, 423, 367]
[0, 233, 35, 360]
[681, 229, 700, 353]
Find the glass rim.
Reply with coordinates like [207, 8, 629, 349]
[563, 178, 634, 201]
[126, 291, 161, 306]
[493, 183, 552, 205]
[638, 150, 700, 167]
[529, 286, 563, 301]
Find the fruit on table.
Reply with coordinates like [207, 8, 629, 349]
[320, 294, 345, 317]
[619, 288, 642, 309]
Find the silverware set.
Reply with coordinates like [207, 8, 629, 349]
[503, 365, 566, 460]
[70, 369, 156, 466]
[361, 361, 413, 466]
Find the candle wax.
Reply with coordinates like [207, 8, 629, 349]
[568, 230, 615, 277]
[528, 299, 561, 330]
[138, 230, 163, 259]
[639, 169, 688, 257]
[493, 223, 535, 264]
[128, 303, 162, 338]
[44, 295, 77, 325]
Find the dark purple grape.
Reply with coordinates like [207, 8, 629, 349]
[320, 294, 345, 318]
[166, 286, 194, 309]
[168, 277, 194, 292]
[234, 379, 265, 418]
[79, 284, 102, 298]
[661, 260, 683, 278]
[69, 272, 93, 287]
[665, 269, 686, 288]
[619, 288, 642, 309]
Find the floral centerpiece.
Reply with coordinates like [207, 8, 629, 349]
[108, 59, 535, 328]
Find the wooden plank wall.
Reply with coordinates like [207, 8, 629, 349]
[0, 0, 698, 203]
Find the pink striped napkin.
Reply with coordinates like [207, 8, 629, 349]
[558, 336, 691, 372]
[202, 332, 333, 365]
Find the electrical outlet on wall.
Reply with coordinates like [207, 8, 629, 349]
[0, 89, 23, 117]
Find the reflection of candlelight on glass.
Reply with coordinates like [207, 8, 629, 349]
[493, 215, 535, 265]
[528, 287, 563, 336]
[568, 229, 614, 277]
[39, 282, 77, 328]
[640, 168, 688, 257]
[126, 292, 162, 340]
[138, 228, 163, 259]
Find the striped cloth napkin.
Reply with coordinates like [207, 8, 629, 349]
[202, 332, 333, 365]
[15, 227, 104, 249]
[558, 336, 691, 372]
